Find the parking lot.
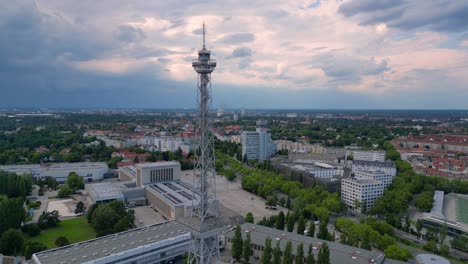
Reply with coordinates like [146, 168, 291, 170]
[132, 205, 167, 227]
[181, 170, 286, 221]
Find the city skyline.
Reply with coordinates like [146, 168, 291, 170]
[1, 0, 468, 109]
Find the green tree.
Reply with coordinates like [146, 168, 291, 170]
[415, 219, 423, 238]
[276, 211, 285, 230]
[297, 216, 306, 235]
[286, 212, 295, 232]
[451, 235, 468, 251]
[23, 241, 47, 260]
[75, 201, 85, 215]
[282, 241, 293, 264]
[0, 228, 24, 255]
[57, 185, 73, 198]
[376, 234, 395, 250]
[285, 197, 291, 209]
[66, 172, 84, 192]
[384, 244, 412, 261]
[91, 205, 120, 236]
[361, 230, 371, 250]
[273, 241, 282, 264]
[306, 244, 315, 264]
[296, 242, 304, 264]
[317, 221, 330, 241]
[439, 244, 449, 256]
[423, 240, 438, 253]
[317, 242, 330, 264]
[55, 236, 69, 247]
[245, 212, 254, 223]
[261, 237, 272, 264]
[308, 222, 315, 237]
[232, 225, 243, 261]
[243, 232, 252, 264]
[440, 223, 448, 245]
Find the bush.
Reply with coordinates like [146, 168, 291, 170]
[21, 223, 41, 237]
[38, 210, 60, 229]
[55, 236, 69, 247]
[24, 241, 47, 260]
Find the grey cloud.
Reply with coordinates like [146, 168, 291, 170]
[232, 47, 252, 58]
[313, 53, 389, 84]
[192, 28, 203, 35]
[218, 33, 255, 44]
[362, 59, 389, 76]
[339, 0, 468, 32]
[157, 57, 170, 64]
[238, 58, 252, 69]
[339, 0, 404, 17]
[115, 25, 146, 43]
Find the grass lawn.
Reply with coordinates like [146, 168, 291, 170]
[27, 217, 96, 249]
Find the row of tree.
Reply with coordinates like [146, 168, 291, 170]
[334, 217, 412, 261]
[0, 171, 33, 198]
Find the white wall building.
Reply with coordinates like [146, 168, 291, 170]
[0, 162, 108, 182]
[352, 150, 386, 162]
[341, 177, 385, 212]
[241, 120, 277, 162]
[135, 162, 181, 187]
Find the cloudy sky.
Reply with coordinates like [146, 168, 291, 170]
[1, 0, 468, 109]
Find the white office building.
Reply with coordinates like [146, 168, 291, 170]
[241, 120, 277, 162]
[353, 150, 386, 162]
[341, 177, 385, 212]
[354, 170, 395, 188]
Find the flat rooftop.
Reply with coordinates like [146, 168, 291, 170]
[227, 223, 405, 264]
[342, 177, 382, 185]
[0, 162, 108, 175]
[352, 160, 396, 167]
[33, 221, 190, 264]
[119, 165, 137, 178]
[147, 180, 199, 206]
[135, 161, 180, 168]
[86, 182, 124, 202]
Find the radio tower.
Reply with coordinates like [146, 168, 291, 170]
[179, 23, 226, 264]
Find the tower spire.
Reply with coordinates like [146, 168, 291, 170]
[202, 22, 206, 49]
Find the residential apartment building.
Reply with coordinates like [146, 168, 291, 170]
[241, 120, 277, 162]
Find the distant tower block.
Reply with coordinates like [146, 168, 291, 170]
[178, 23, 227, 264]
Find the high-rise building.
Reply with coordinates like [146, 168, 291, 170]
[241, 120, 277, 162]
[342, 168, 395, 212]
[240, 107, 245, 117]
[341, 177, 385, 212]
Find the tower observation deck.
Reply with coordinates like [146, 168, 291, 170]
[178, 23, 227, 264]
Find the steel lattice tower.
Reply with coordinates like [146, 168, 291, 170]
[178, 23, 226, 264]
